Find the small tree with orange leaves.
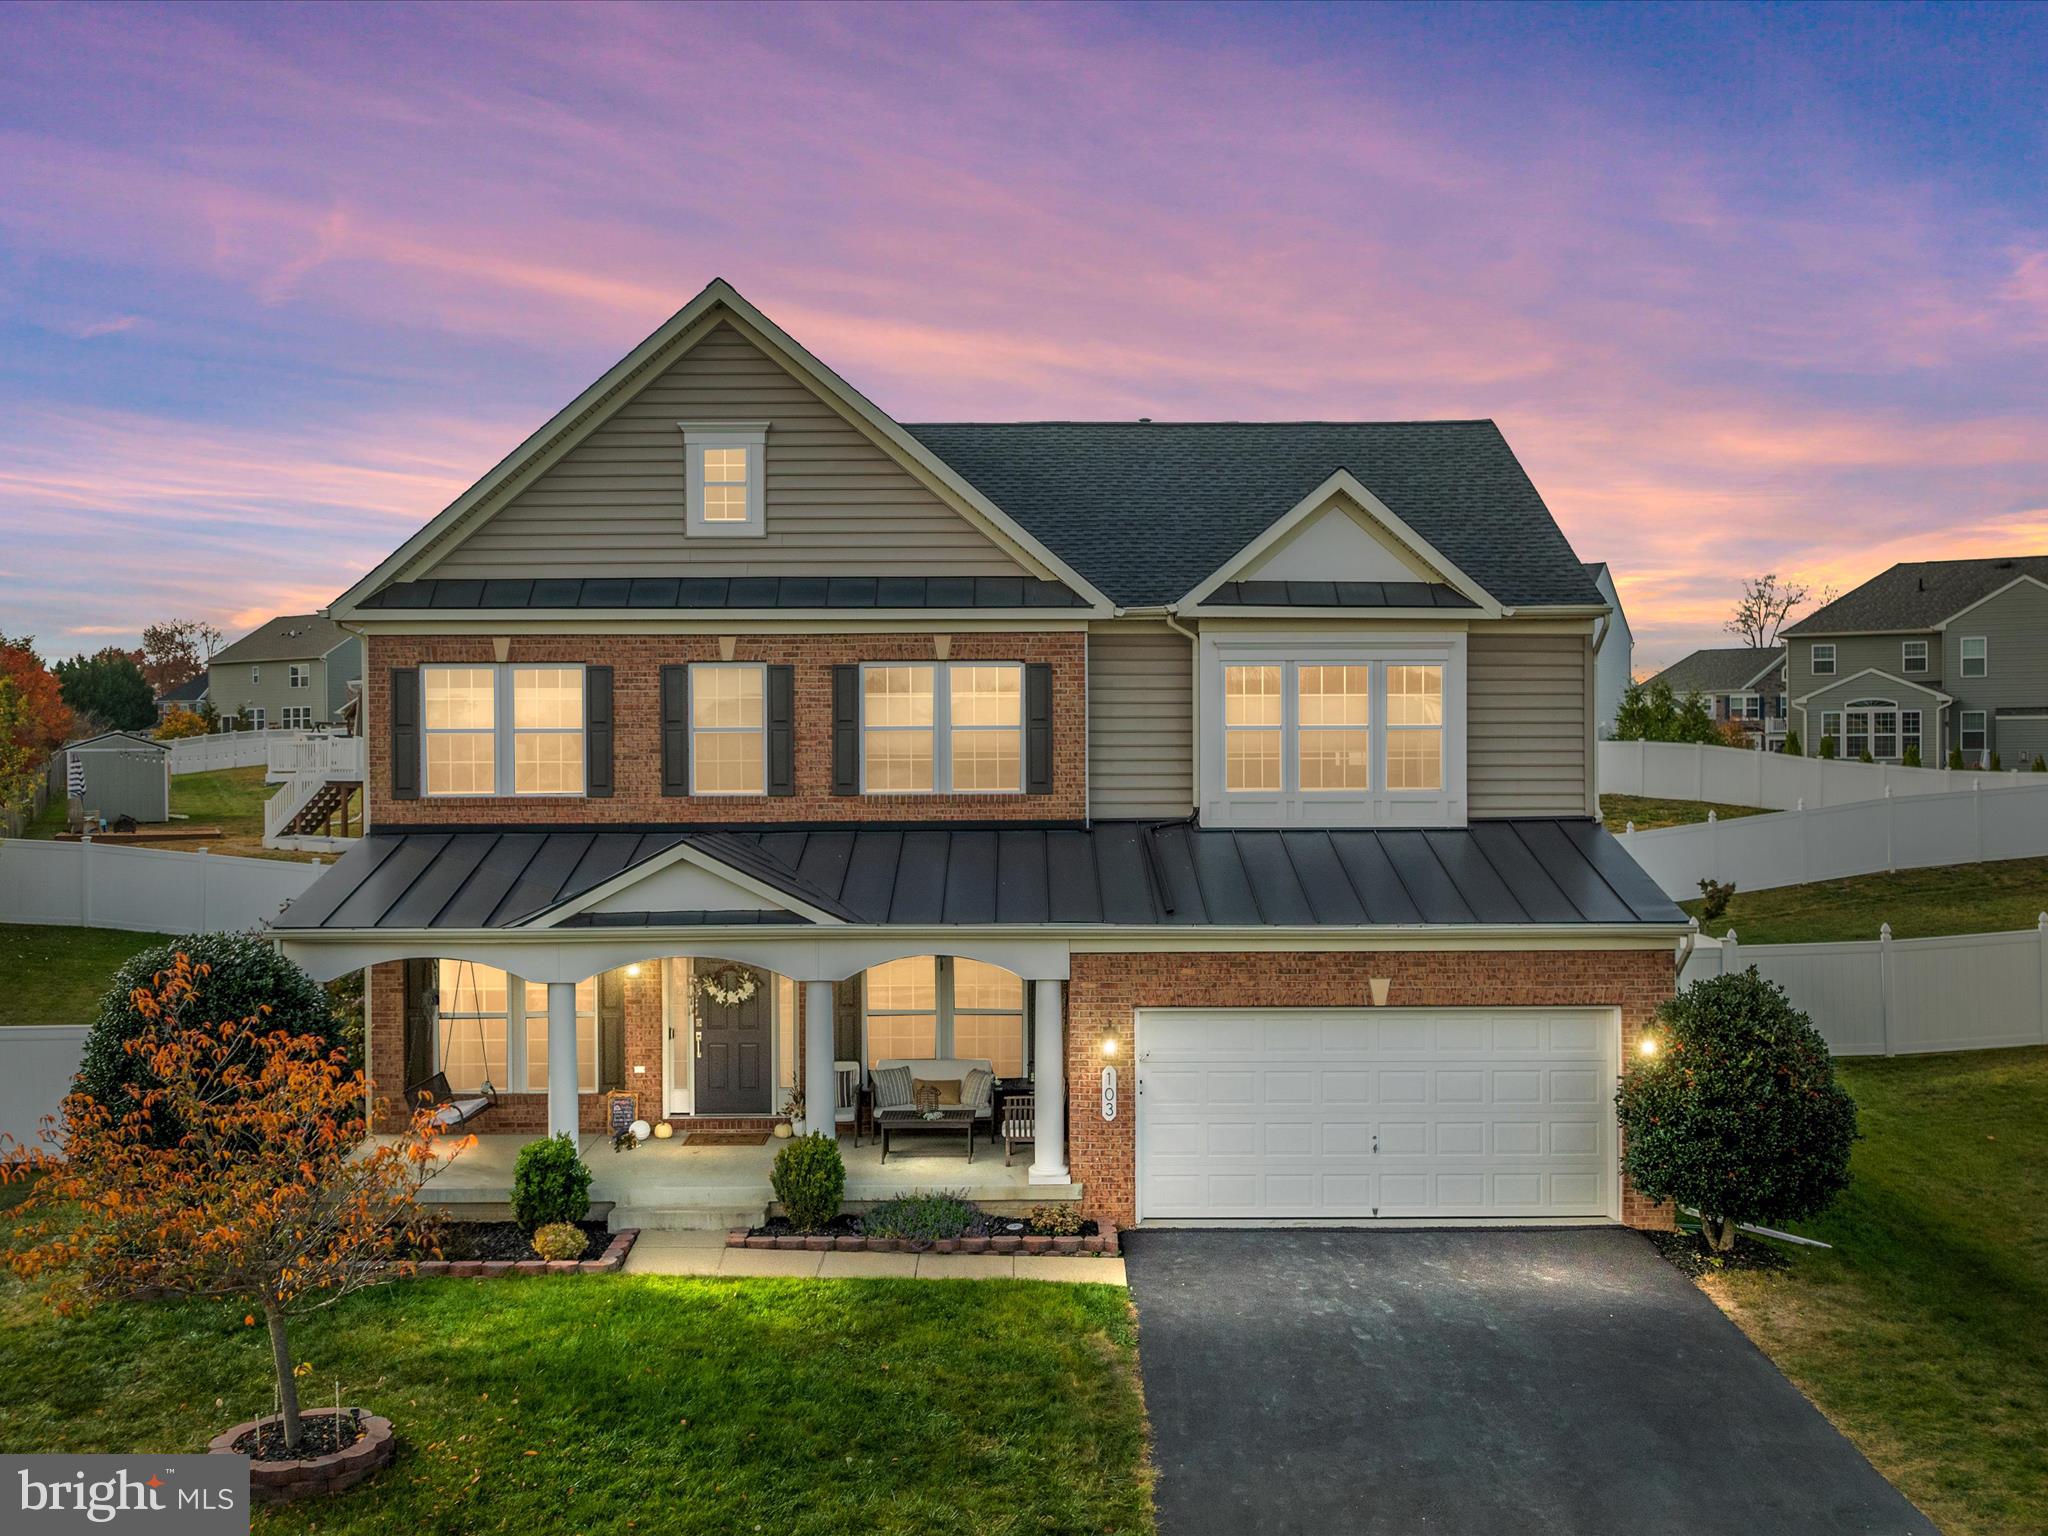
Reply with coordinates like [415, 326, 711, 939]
[1, 955, 468, 1452]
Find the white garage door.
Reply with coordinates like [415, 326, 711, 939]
[1136, 1008, 1618, 1221]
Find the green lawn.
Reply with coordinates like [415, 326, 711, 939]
[1600, 794, 1774, 833]
[1682, 855, 2048, 944]
[1699, 1048, 2048, 1536]
[0, 1276, 1152, 1536]
[0, 923, 170, 1026]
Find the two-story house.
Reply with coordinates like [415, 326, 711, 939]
[1642, 647, 1787, 748]
[1782, 558, 2048, 767]
[272, 280, 1686, 1233]
[207, 613, 363, 731]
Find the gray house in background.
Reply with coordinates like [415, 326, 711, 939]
[1643, 646, 1787, 748]
[154, 671, 209, 721]
[63, 731, 170, 824]
[1782, 556, 2048, 768]
[1584, 561, 1632, 738]
[206, 614, 362, 730]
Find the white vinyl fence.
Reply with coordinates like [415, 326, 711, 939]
[0, 1026, 89, 1150]
[1682, 920, 2048, 1057]
[0, 838, 322, 934]
[1615, 779, 2048, 899]
[167, 729, 304, 775]
[1600, 738, 2042, 810]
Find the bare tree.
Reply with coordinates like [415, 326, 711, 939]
[1724, 574, 1818, 648]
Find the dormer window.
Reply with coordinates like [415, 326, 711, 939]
[679, 421, 768, 537]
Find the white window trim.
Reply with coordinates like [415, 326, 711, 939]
[250, 665, 261, 684]
[1960, 710, 1989, 753]
[1960, 635, 1988, 679]
[679, 421, 768, 538]
[1811, 643, 1836, 676]
[858, 661, 1025, 796]
[247, 706, 265, 730]
[288, 663, 309, 689]
[280, 706, 313, 731]
[434, 961, 597, 1096]
[1729, 691, 1763, 720]
[689, 661, 768, 796]
[420, 662, 587, 799]
[1200, 633, 1465, 828]
[859, 957, 1028, 1075]
[1901, 640, 1928, 674]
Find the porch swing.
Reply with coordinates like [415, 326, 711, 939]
[405, 959, 501, 1130]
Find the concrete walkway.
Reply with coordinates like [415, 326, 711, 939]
[623, 1229, 1126, 1285]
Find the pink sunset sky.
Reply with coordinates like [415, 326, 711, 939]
[3, 1, 2045, 672]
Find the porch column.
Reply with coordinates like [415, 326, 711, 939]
[804, 980, 836, 1139]
[1029, 979, 1069, 1184]
[546, 980, 579, 1140]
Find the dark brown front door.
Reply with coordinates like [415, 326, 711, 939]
[693, 970, 771, 1114]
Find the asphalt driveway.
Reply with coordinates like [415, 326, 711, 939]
[1125, 1228, 1934, 1536]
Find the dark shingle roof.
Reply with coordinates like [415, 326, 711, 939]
[158, 674, 209, 704]
[211, 613, 352, 665]
[1645, 647, 1784, 693]
[356, 575, 1085, 611]
[272, 821, 1683, 932]
[904, 421, 1602, 608]
[1783, 558, 2048, 636]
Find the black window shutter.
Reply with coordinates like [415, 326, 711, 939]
[767, 665, 796, 795]
[831, 664, 859, 795]
[585, 665, 614, 798]
[598, 969, 626, 1091]
[402, 957, 434, 1092]
[1025, 662, 1054, 794]
[660, 665, 690, 796]
[389, 667, 420, 801]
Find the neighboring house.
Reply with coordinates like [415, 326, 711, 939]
[1584, 562, 1632, 738]
[1782, 557, 2048, 767]
[269, 279, 1685, 1234]
[1643, 647, 1787, 748]
[207, 614, 363, 730]
[154, 671, 209, 721]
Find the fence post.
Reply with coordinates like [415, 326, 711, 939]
[1723, 928, 1737, 977]
[2038, 914, 2048, 1046]
[1706, 809, 1718, 883]
[1878, 922, 1894, 1057]
[80, 835, 94, 927]
[1695, 742, 1706, 801]
[1884, 786, 1895, 872]
[1973, 779, 1984, 862]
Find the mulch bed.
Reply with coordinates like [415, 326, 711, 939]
[1646, 1228, 1794, 1278]
[429, 1219, 612, 1262]
[749, 1212, 1100, 1240]
[393, 1220, 638, 1277]
[233, 1409, 367, 1462]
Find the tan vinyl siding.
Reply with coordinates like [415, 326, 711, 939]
[430, 322, 1027, 580]
[1088, 625, 1193, 819]
[1467, 632, 1590, 817]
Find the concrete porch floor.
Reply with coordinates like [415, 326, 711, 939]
[410, 1130, 1083, 1231]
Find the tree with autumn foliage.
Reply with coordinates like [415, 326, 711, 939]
[154, 705, 210, 740]
[140, 618, 223, 694]
[1, 955, 468, 1452]
[0, 633, 72, 759]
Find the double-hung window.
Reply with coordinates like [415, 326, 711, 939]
[288, 663, 309, 689]
[433, 960, 597, 1095]
[1961, 636, 1987, 679]
[680, 422, 767, 537]
[1900, 709, 1922, 760]
[860, 662, 1022, 794]
[1902, 640, 1928, 674]
[422, 664, 584, 797]
[1811, 644, 1836, 677]
[1821, 710, 1842, 749]
[861, 956, 1026, 1077]
[280, 706, 312, 730]
[522, 978, 598, 1093]
[690, 663, 765, 794]
[1960, 711, 1988, 757]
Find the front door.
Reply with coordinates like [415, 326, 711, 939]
[693, 968, 771, 1114]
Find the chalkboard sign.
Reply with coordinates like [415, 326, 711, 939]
[609, 1093, 638, 1138]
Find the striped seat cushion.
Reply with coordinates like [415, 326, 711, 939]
[870, 1064, 915, 1112]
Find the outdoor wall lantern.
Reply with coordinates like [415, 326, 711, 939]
[1099, 1024, 1120, 1057]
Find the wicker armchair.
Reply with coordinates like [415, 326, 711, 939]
[1000, 1091, 1035, 1166]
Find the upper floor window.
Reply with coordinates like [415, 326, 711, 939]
[680, 421, 767, 537]
[1901, 640, 1928, 674]
[250, 665, 261, 684]
[1206, 639, 1460, 827]
[860, 662, 1022, 794]
[691, 663, 765, 795]
[288, 663, 309, 689]
[1961, 635, 1987, 678]
[1811, 644, 1836, 676]
[423, 663, 584, 797]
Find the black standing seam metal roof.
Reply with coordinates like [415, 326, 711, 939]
[271, 821, 1684, 932]
[902, 421, 1605, 609]
[1203, 580, 1478, 610]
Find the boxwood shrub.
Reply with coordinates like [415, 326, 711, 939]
[511, 1133, 592, 1231]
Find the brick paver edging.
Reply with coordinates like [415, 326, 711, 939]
[404, 1229, 639, 1278]
[727, 1228, 1120, 1256]
[209, 1410, 394, 1503]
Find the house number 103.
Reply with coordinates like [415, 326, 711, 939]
[1101, 1066, 1117, 1121]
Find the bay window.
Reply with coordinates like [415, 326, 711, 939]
[861, 662, 1022, 794]
[691, 663, 766, 794]
[435, 960, 597, 1095]
[861, 955, 1026, 1076]
[422, 663, 584, 797]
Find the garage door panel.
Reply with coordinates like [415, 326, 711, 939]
[1137, 1008, 1616, 1221]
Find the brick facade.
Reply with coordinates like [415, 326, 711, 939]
[363, 630, 1086, 827]
[1062, 948, 1677, 1231]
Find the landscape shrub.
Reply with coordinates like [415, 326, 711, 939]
[510, 1134, 591, 1231]
[2033, 755, 2046, 773]
[1780, 729, 1801, 757]
[1818, 735, 1837, 759]
[1949, 745, 1965, 770]
[78, 933, 344, 1140]
[770, 1133, 845, 1231]
[1617, 969, 1857, 1252]
[1695, 877, 1737, 924]
[1858, 748, 1874, 763]
[531, 1221, 590, 1261]
[1901, 743, 1920, 768]
[864, 1190, 977, 1242]
[1991, 752, 2003, 772]
[1028, 1202, 1084, 1237]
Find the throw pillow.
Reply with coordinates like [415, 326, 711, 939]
[871, 1064, 915, 1111]
[961, 1066, 994, 1114]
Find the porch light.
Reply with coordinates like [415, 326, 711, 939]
[625, 963, 643, 978]
[1639, 1034, 1659, 1058]
[1100, 1026, 1120, 1058]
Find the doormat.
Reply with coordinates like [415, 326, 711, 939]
[684, 1130, 772, 1146]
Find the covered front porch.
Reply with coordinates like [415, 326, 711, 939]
[405, 1128, 1082, 1232]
